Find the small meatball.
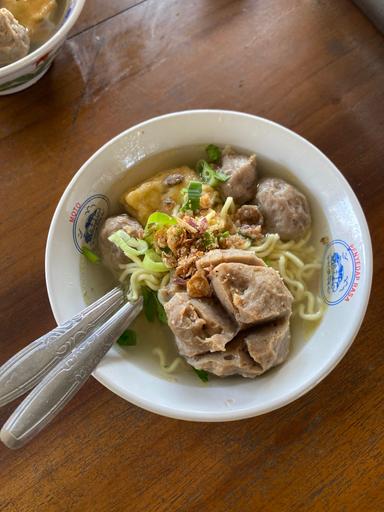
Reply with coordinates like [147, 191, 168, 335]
[255, 178, 311, 241]
[186, 336, 263, 378]
[98, 214, 144, 274]
[196, 248, 265, 272]
[235, 204, 263, 226]
[210, 263, 293, 327]
[218, 152, 257, 205]
[244, 315, 290, 372]
[164, 293, 238, 357]
[235, 204, 264, 240]
[187, 270, 211, 298]
[0, 8, 30, 67]
[162, 174, 184, 186]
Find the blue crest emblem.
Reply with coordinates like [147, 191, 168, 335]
[322, 240, 356, 305]
[72, 195, 110, 253]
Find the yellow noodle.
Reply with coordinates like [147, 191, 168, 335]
[205, 209, 217, 221]
[118, 263, 165, 301]
[152, 348, 184, 373]
[298, 293, 324, 321]
[220, 196, 235, 219]
[160, 273, 171, 288]
[249, 233, 279, 258]
[278, 255, 305, 300]
[284, 250, 305, 268]
[249, 231, 324, 322]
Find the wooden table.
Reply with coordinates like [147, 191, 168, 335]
[1, 1, 383, 510]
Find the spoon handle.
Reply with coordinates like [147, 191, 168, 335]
[0, 298, 142, 449]
[0, 287, 124, 408]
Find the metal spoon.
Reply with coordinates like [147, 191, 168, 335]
[1, 297, 142, 449]
[0, 286, 125, 408]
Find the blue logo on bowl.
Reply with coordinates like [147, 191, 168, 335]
[71, 194, 110, 253]
[321, 240, 360, 305]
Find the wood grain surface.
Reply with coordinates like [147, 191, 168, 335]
[1, 1, 383, 510]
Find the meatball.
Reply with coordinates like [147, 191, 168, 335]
[235, 204, 263, 226]
[255, 178, 311, 241]
[244, 315, 290, 372]
[164, 292, 238, 357]
[234, 204, 263, 240]
[196, 248, 265, 272]
[218, 152, 258, 205]
[186, 316, 291, 378]
[186, 336, 263, 378]
[98, 214, 144, 274]
[210, 262, 293, 327]
[0, 8, 30, 67]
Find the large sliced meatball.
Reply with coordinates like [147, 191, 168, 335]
[164, 292, 238, 357]
[244, 315, 290, 372]
[255, 178, 311, 241]
[98, 214, 144, 273]
[196, 248, 265, 272]
[210, 263, 293, 327]
[218, 152, 257, 205]
[187, 316, 290, 378]
[186, 336, 263, 378]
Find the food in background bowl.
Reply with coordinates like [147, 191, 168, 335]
[93, 144, 324, 381]
[45, 110, 372, 421]
[0, 0, 66, 67]
[0, 0, 85, 94]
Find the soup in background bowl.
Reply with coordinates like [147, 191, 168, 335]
[45, 110, 372, 421]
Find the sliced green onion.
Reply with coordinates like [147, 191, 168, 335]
[196, 160, 229, 187]
[206, 144, 221, 163]
[108, 230, 148, 257]
[117, 329, 137, 346]
[144, 212, 177, 235]
[181, 180, 202, 212]
[143, 249, 168, 272]
[142, 287, 167, 324]
[219, 231, 230, 239]
[156, 297, 167, 324]
[82, 246, 100, 264]
[196, 160, 213, 183]
[193, 367, 209, 382]
[214, 170, 230, 182]
[142, 287, 157, 322]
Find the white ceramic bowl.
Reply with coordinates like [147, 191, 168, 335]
[46, 110, 372, 421]
[0, 0, 85, 95]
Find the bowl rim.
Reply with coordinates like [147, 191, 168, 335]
[45, 109, 373, 421]
[0, 0, 86, 76]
